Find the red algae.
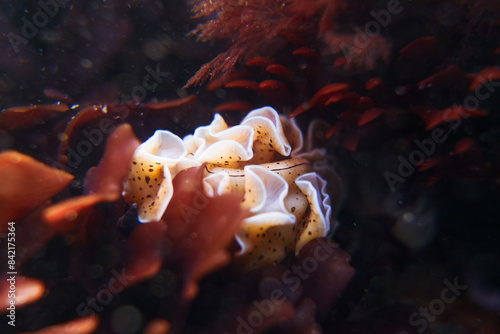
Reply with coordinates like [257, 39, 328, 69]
[0, 276, 45, 310]
[29, 316, 100, 334]
[469, 67, 500, 90]
[398, 36, 437, 61]
[0, 103, 69, 131]
[83, 124, 140, 198]
[162, 166, 248, 302]
[204, 300, 295, 334]
[215, 101, 254, 113]
[125, 220, 167, 284]
[142, 95, 198, 110]
[43, 124, 140, 232]
[0, 151, 73, 232]
[295, 238, 355, 316]
[417, 65, 470, 89]
[142, 319, 171, 334]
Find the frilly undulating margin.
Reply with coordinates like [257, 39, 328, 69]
[124, 130, 196, 223]
[184, 113, 254, 165]
[124, 106, 336, 269]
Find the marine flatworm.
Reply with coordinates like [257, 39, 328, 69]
[124, 107, 333, 268]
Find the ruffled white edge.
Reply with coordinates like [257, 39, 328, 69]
[235, 165, 296, 254]
[126, 108, 333, 259]
[138, 130, 187, 165]
[203, 171, 232, 197]
[184, 114, 254, 164]
[126, 130, 199, 222]
[295, 172, 332, 242]
[241, 106, 294, 157]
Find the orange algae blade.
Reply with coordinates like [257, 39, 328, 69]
[293, 47, 318, 58]
[469, 67, 500, 90]
[215, 101, 254, 112]
[365, 77, 386, 90]
[225, 80, 260, 91]
[258, 80, 293, 101]
[325, 91, 360, 106]
[454, 138, 477, 154]
[42, 195, 102, 233]
[424, 106, 487, 130]
[340, 131, 360, 151]
[266, 64, 296, 82]
[28, 316, 100, 334]
[7, 204, 58, 264]
[289, 103, 310, 118]
[333, 56, 347, 68]
[142, 95, 198, 110]
[325, 120, 348, 138]
[246, 56, 274, 67]
[0, 103, 69, 131]
[163, 166, 248, 302]
[0, 151, 73, 231]
[358, 108, 385, 126]
[398, 36, 437, 61]
[43, 124, 140, 232]
[0, 276, 45, 309]
[296, 238, 355, 316]
[83, 124, 140, 197]
[57, 105, 107, 164]
[418, 157, 445, 171]
[310, 83, 349, 106]
[143, 319, 171, 334]
[418, 65, 469, 89]
[125, 221, 166, 284]
[280, 31, 306, 47]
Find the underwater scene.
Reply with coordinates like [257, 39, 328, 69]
[0, 0, 499, 333]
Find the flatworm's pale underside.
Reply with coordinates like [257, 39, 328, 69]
[124, 106, 333, 268]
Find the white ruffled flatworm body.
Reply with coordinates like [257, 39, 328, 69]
[124, 106, 335, 269]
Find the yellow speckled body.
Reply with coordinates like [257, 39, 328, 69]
[124, 107, 333, 269]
